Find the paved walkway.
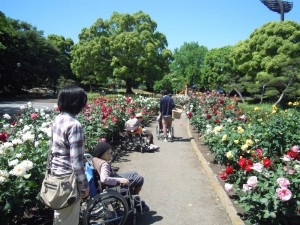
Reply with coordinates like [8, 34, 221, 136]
[115, 114, 245, 225]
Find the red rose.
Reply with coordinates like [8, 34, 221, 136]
[219, 172, 227, 180]
[0, 132, 8, 142]
[238, 158, 247, 168]
[112, 116, 118, 123]
[238, 158, 253, 171]
[225, 166, 234, 175]
[263, 158, 271, 168]
[287, 150, 298, 159]
[214, 119, 220, 124]
[206, 114, 212, 119]
[125, 97, 131, 103]
[245, 164, 253, 172]
[186, 111, 192, 118]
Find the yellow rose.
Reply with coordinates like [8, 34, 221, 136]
[234, 140, 239, 144]
[222, 134, 227, 141]
[241, 144, 249, 151]
[226, 151, 233, 159]
[246, 139, 253, 146]
[237, 126, 244, 134]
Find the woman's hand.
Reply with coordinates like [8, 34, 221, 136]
[118, 178, 129, 185]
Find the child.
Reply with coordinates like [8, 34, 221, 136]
[92, 141, 150, 212]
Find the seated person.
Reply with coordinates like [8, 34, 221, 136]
[92, 141, 150, 212]
[125, 112, 159, 150]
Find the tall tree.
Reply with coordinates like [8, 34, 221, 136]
[0, 12, 62, 95]
[170, 42, 208, 87]
[200, 46, 233, 91]
[47, 34, 77, 90]
[231, 21, 300, 104]
[71, 11, 172, 93]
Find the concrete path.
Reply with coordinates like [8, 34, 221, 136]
[0, 99, 57, 118]
[114, 114, 244, 225]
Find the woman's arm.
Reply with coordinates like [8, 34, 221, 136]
[100, 162, 129, 186]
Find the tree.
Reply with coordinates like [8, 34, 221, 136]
[153, 73, 185, 94]
[200, 46, 233, 90]
[47, 35, 78, 90]
[231, 21, 300, 104]
[170, 42, 208, 87]
[0, 12, 63, 95]
[71, 11, 173, 94]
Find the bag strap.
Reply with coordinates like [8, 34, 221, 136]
[45, 128, 53, 174]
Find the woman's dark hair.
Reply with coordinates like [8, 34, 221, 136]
[57, 86, 87, 115]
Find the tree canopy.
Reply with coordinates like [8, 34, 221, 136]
[0, 12, 76, 96]
[232, 20, 300, 103]
[71, 11, 173, 93]
[200, 46, 233, 91]
[170, 42, 208, 87]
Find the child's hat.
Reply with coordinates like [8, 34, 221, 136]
[94, 141, 112, 158]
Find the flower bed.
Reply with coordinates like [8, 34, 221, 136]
[188, 91, 300, 225]
[0, 95, 158, 223]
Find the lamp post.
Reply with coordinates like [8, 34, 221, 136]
[260, 0, 293, 21]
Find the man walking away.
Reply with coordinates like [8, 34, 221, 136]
[159, 90, 175, 142]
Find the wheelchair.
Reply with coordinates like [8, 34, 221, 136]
[120, 126, 149, 153]
[156, 117, 174, 141]
[80, 153, 146, 225]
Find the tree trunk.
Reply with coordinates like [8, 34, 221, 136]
[125, 78, 134, 94]
[275, 92, 285, 106]
[260, 84, 267, 104]
[234, 88, 245, 103]
[126, 84, 134, 94]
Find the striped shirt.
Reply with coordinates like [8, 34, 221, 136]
[50, 112, 88, 191]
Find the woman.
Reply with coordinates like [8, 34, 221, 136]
[50, 86, 89, 225]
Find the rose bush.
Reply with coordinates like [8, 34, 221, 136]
[188, 93, 300, 224]
[0, 95, 158, 222]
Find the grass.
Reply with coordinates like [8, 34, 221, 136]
[239, 102, 277, 115]
[87, 89, 159, 101]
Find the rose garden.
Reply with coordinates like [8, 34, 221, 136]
[0, 92, 299, 225]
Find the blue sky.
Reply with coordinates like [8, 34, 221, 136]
[1, 0, 299, 51]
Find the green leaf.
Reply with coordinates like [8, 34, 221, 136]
[260, 198, 268, 204]
[263, 211, 270, 218]
[23, 174, 31, 179]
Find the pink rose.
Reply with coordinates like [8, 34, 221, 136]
[101, 138, 107, 142]
[251, 163, 264, 173]
[30, 113, 38, 119]
[247, 176, 258, 188]
[224, 183, 233, 193]
[277, 177, 290, 187]
[242, 184, 250, 192]
[256, 148, 263, 158]
[276, 187, 292, 201]
[288, 169, 295, 175]
[291, 145, 299, 152]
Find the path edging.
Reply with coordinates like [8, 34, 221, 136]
[187, 124, 245, 225]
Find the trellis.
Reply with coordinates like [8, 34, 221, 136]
[260, 0, 293, 21]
